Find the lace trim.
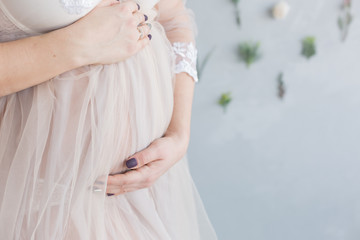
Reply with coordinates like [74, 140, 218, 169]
[172, 42, 199, 83]
[60, 0, 98, 15]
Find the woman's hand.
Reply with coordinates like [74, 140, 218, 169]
[61, 0, 152, 66]
[106, 131, 190, 196]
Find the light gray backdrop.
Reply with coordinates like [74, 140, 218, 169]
[185, 0, 360, 239]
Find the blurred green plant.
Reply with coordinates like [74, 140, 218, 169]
[231, 0, 241, 28]
[238, 41, 261, 68]
[301, 36, 316, 59]
[338, 0, 353, 42]
[277, 72, 285, 100]
[218, 92, 232, 113]
[197, 47, 216, 81]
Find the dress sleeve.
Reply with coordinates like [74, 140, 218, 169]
[155, 0, 199, 83]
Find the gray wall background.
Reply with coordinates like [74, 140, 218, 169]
[185, 0, 360, 239]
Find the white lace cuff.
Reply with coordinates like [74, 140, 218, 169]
[172, 42, 199, 83]
[60, 0, 98, 14]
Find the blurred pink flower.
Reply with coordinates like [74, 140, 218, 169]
[344, 0, 351, 7]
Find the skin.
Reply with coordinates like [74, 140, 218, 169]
[106, 0, 197, 195]
[0, 0, 151, 97]
[0, 0, 196, 196]
[106, 72, 195, 195]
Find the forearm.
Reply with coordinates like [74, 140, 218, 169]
[157, 0, 198, 141]
[165, 72, 195, 141]
[0, 29, 84, 97]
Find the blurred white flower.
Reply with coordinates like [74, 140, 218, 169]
[272, 1, 290, 20]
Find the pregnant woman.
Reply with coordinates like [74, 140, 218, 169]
[0, 0, 218, 239]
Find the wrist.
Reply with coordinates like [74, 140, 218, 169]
[43, 28, 89, 68]
[164, 128, 190, 155]
[164, 125, 190, 142]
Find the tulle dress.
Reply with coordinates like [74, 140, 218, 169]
[0, 0, 218, 239]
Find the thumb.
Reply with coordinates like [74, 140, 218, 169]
[125, 142, 160, 169]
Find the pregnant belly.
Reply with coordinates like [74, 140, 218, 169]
[49, 21, 175, 175]
[0, 9, 174, 235]
[0, 20, 174, 205]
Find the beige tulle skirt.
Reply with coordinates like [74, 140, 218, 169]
[0, 20, 217, 239]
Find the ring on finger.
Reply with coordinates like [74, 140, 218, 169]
[137, 27, 144, 39]
[137, 22, 152, 29]
[145, 23, 152, 30]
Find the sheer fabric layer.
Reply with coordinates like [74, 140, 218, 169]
[0, 0, 218, 239]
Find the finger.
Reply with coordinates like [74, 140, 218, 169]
[118, 0, 139, 13]
[107, 167, 146, 186]
[107, 162, 165, 195]
[107, 177, 154, 195]
[133, 11, 148, 25]
[137, 23, 152, 39]
[107, 186, 139, 196]
[106, 183, 126, 195]
[135, 34, 151, 50]
[106, 183, 140, 195]
[124, 142, 158, 169]
[109, 164, 158, 187]
[131, 34, 151, 54]
[106, 175, 150, 191]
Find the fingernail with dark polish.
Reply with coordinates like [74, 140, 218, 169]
[136, 3, 140, 10]
[144, 14, 148, 21]
[107, 193, 114, 196]
[126, 158, 138, 168]
[148, 34, 152, 40]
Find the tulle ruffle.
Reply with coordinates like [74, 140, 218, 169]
[0, 3, 217, 240]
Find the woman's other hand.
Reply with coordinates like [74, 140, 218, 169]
[106, 131, 190, 196]
[63, 0, 152, 66]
